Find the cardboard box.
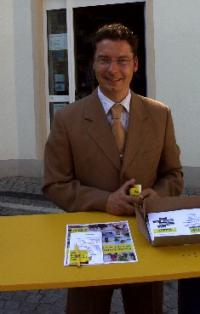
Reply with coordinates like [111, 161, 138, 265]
[135, 196, 200, 246]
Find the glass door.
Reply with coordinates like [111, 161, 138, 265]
[44, 0, 69, 129]
[47, 8, 69, 127]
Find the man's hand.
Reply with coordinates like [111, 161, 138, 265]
[139, 188, 159, 200]
[105, 179, 137, 216]
[132, 188, 159, 209]
[122, 187, 159, 218]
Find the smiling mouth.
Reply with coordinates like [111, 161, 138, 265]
[107, 78, 122, 83]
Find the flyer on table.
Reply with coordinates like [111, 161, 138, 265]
[64, 221, 138, 266]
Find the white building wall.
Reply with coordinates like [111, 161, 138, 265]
[0, 0, 18, 159]
[153, 0, 200, 167]
[13, 0, 37, 159]
[0, 0, 41, 176]
[0, 0, 37, 161]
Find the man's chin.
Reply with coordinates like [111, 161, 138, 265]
[101, 87, 125, 101]
[105, 82, 123, 91]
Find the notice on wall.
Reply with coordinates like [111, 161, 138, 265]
[48, 33, 67, 50]
[54, 74, 65, 83]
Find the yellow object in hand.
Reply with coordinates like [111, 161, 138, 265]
[129, 184, 142, 197]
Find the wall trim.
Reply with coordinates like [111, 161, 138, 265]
[183, 166, 200, 188]
[0, 159, 43, 178]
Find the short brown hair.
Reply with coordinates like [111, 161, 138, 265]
[93, 23, 138, 56]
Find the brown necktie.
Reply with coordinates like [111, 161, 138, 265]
[111, 103, 126, 154]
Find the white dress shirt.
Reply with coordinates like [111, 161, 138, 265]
[97, 87, 131, 131]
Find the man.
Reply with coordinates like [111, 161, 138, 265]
[43, 23, 183, 314]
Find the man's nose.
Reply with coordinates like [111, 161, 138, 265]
[107, 60, 119, 72]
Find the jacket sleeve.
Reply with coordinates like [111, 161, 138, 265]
[153, 108, 183, 196]
[42, 110, 110, 212]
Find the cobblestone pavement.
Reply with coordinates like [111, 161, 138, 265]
[0, 176, 199, 314]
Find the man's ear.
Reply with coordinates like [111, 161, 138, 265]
[92, 59, 96, 72]
[133, 56, 138, 73]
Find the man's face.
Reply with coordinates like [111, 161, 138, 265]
[93, 39, 138, 102]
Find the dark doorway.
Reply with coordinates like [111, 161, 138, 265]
[73, 2, 146, 99]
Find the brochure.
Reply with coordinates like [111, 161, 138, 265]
[64, 221, 138, 266]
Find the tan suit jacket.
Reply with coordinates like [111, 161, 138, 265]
[43, 90, 183, 211]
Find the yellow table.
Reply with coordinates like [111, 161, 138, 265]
[1, 212, 200, 292]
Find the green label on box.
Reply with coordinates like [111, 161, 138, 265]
[153, 227, 177, 234]
[190, 227, 200, 234]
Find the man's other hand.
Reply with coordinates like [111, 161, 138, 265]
[105, 179, 137, 216]
[139, 188, 159, 200]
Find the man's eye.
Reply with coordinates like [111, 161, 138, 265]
[98, 58, 110, 64]
[117, 59, 131, 65]
[96, 57, 133, 66]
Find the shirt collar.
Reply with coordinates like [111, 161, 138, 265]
[97, 86, 131, 114]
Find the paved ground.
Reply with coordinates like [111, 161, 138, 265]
[0, 176, 199, 314]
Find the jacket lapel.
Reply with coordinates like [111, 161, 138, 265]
[121, 92, 149, 176]
[84, 90, 121, 170]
